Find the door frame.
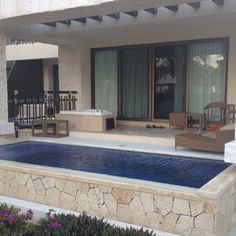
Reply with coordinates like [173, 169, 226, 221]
[91, 37, 228, 121]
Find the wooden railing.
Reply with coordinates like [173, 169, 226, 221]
[8, 90, 77, 124]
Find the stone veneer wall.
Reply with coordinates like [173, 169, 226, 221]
[0, 165, 235, 236]
[214, 183, 236, 236]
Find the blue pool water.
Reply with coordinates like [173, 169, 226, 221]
[0, 141, 230, 188]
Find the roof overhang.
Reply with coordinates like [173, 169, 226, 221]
[1, 0, 235, 45]
[0, 0, 207, 24]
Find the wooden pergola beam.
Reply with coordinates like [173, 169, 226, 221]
[41, 0, 225, 28]
[165, 5, 179, 12]
[58, 20, 71, 25]
[88, 16, 103, 22]
[124, 11, 138, 17]
[42, 22, 57, 27]
[144, 8, 158, 15]
[73, 17, 87, 23]
[211, 0, 224, 6]
[107, 13, 120, 20]
[188, 2, 200, 9]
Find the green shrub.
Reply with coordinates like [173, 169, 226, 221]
[48, 212, 154, 236]
[0, 203, 33, 236]
[0, 205, 155, 236]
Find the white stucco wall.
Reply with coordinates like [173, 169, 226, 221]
[59, 44, 91, 110]
[43, 58, 58, 91]
[0, 32, 7, 123]
[6, 43, 58, 61]
[1, 0, 236, 113]
[90, 26, 236, 105]
[58, 23, 236, 111]
[59, 28, 236, 112]
[0, 32, 13, 134]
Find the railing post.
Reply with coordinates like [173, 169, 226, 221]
[72, 96, 76, 110]
[13, 90, 18, 122]
[44, 93, 48, 119]
[68, 91, 72, 111]
[14, 120, 19, 138]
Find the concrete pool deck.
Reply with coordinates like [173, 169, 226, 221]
[0, 128, 235, 235]
[33, 130, 224, 161]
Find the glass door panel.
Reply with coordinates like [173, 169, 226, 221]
[120, 47, 149, 119]
[188, 41, 226, 113]
[94, 50, 118, 115]
[154, 45, 186, 119]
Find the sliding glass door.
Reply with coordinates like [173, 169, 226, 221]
[94, 50, 118, 115]
[92, 38, 227, 121]
[120, 47, 149, 119]
[188, 41, 226, 113]
[154, 45, 186, 119]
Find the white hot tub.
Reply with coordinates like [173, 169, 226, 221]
[56, 109, 116, 132]
[60, 109, 113, 116]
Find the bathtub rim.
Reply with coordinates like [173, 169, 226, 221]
[60, 109, 113, 116]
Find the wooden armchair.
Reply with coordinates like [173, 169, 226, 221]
[226, 104, 236, 124]
[203, 102, 227, 130]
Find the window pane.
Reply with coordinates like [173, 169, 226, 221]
[121, 47, 149, 119]
[188, 41, 226, 113]
[94, 50, 117, 115]
[154, 45, 186, 119]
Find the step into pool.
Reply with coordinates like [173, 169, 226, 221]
[0, 141, 230, 188]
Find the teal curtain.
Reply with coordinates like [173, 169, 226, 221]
[121, 47, 149, 119]
[94, 50, 117, 115]
[188, 41, 225, 113]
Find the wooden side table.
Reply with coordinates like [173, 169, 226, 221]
[185, 113, 203, 131]
[32, 119, 69, 138]
[44, 120, 69, 138]
[32, 119, 46, 137]
[169, 112, 186, 128]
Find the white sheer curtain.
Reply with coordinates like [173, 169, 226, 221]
[188, 41, 226, 113]
[174, 45, 186, 112]
[94, 50, 118, 115]
[121, 47, 149, 119]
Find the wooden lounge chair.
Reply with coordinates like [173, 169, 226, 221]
[175, 125, 235, 153]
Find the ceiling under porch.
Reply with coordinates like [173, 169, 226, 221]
[1, 0, 236, 46]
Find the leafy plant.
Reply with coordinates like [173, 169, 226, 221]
[0, 203, 33, 236]
[0, 204, 155, 236]
[25, 209, 62, 236]
[45, 212, 155, 236]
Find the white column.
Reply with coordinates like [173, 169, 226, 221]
[235, 108, 236, 141]
[58, 43, 91, 110]
[0, 32, 14, 135]
[224, 101, 236, 162]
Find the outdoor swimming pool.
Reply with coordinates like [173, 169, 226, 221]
[0, 141, 230, 188]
